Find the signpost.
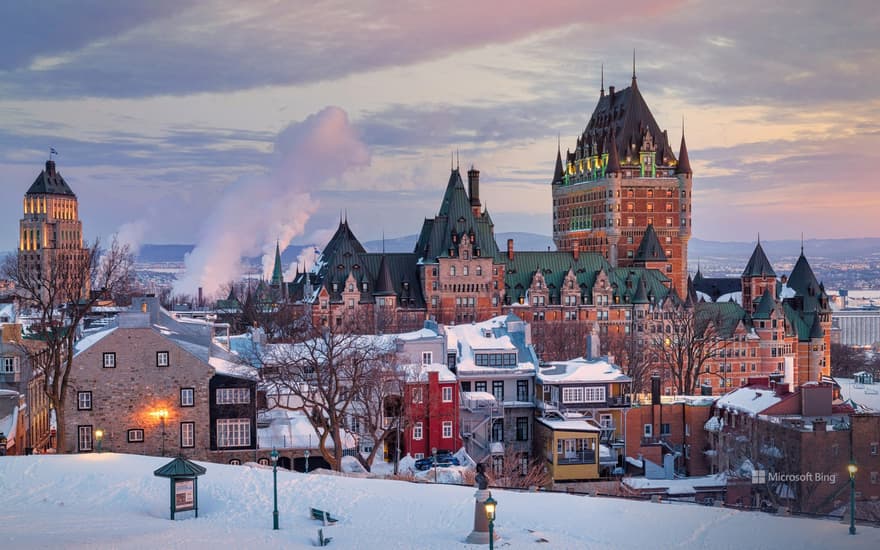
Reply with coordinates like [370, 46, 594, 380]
[154, 456, 206, 520]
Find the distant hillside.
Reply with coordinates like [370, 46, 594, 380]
[133, 236, 880, 266]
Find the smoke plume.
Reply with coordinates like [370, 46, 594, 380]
[174, 107, 370, 295]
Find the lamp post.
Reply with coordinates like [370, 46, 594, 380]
[484, 494, 497, 550]
[271, 447, 279, 530]
[95, 429, 103, 453]
[848, 461, 858, 535]
[304, 449, 310, 473]
[432, 447, 438, 483]
[157, 409, 168, 457]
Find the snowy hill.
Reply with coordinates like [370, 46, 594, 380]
[1, 454, 875, 549]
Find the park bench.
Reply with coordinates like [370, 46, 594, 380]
[310, 508, 339, 524]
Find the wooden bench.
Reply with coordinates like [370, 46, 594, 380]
[310, 508, 339, 524]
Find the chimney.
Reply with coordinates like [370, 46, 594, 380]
[573, 241, 579, 262]
[45, 160, 56, 176]
[507, 238, 514, 261]
[651, 373, 661, 405]
[608, 86, 615, 103]
[812, 418, 827, 432]
[467, 166, 481, 216]
[774, 383, 790, 396]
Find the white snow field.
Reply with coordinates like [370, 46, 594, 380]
[1, 453, 877, 549]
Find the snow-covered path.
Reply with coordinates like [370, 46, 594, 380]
[1, 453, 876, 549]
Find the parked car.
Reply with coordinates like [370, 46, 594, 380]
[415, 453, 460, 471]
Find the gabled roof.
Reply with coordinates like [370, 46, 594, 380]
[413, 168, 499, 262]
[360, 253, 426, 308]
[373, 254, 395, 296]
[498, 250, 609, 305]
[26, 160, 75, 196]
[632, 275, 650, 304]
[751, 289, 776, 320]
[695, 301, 746, 338]
[787, 252, 820, 298]
[153, 456, 207, 478]
[634, 224, 666, 262]
[742, 242, 775, 278]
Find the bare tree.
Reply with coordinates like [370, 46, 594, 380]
[650, 302, 731, 395]
[531, 320, 592, 362]
[349, 355, 408, 472]
[604, 329, 652, 395]
[2, 237, 134, 451]
[262, 317, 398, 471]
[830, 343, 867, 378]
[490, 445, 551, 489]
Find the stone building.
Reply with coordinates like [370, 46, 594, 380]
[18, 158, 89, 300]
[62, 297, 258, 462]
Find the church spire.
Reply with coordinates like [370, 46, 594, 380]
[271, 240, 283, 286]
[552, 137, 565, 185]
[600, 63, 605, 97]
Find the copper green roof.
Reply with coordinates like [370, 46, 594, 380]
[153, 456, 207, 478]
[271, 241, 283, 286]
[751, 289, 776, 320]
[498, 250, 609, 304]
[634, 224, 666, 262]
[695, 301, 746, 338]
[414, 169, 500, 263]
[742, 242, 775, 278]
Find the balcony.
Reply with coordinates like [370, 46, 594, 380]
[557, 450, 596, 465]
[606, 395, 632, 408]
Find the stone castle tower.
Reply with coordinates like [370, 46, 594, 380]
[19, 158, 88, 299]
[551, 66, 692, 291]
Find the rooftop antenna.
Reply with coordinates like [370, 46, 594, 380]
[600, 63, 605, 96]
[632, 49, 636, 81]
[382, 230, 385, 254]
[557, 133, 561, 152]
[451, 151, 454, 171]
[456, 149, 460, 170]
[757, 232, 761, 245]
[344, 208, 348, 224]
[801, 232, 804, 255]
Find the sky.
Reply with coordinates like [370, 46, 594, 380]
[1, 1, 879, 269]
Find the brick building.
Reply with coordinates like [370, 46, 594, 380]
[63, 297, 258, 462]
[550, 69, 692, 292]
[403, 364, 459, 461]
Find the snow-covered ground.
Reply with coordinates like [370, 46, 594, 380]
[1, 453, 877, 549]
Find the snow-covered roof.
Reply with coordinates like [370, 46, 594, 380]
[443, 316, 538, 374]
[836, 377, 880, 412]
[209, 355, 259, 381]
[716, 386, 782, 416]
[395, 327, 441, 342]
[537, 357, 631, 384]
[623, 474, 728, 495]
[704, 416, 723, 432]
[536, 415, 600, 432]
[0, 302, 15, 323]
[404, 363, 456, 383]
[257, 409, 355, 450]
[716, 291, 742, 305]
[73, 326, 118, 356]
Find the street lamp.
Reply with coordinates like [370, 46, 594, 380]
[432, 447, 438, 483]
[152, 409, 168, 457]
[304, 449, 310, 473]
[95, 429, 103, 453]
[484, 494, 497, 550]
[848, 461, 858, 535]
[271, 447, 280, 530]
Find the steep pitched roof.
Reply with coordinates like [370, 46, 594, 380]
[751, 289, 777, 320]
[552, 146, 565, 185]
[271, 241, 283, 286]
[632, 275, 650, 304]
[581, 80, 676, 167]
[27, 160, 75, 196]
[695, 301, 746, 339]
[373, 254, 395, 296]
[634, 224, 667, 262]
[742, 242, 775, 278]
[498, 251, 609, 305]
[787, 253, 820, 298]
[414, 168, 499, 262]
[676, 132, 692, 175]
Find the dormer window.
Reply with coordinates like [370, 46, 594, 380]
[362, 282, 368, 291]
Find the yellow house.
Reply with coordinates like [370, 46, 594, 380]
[535, 414, 600, 482]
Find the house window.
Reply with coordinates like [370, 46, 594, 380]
[216, 418, 249, 447]
[442, 421, 453, 439]
[413, 422, 423, 440]
[216, 387, 250, 405]
[180, 422, 195, 448]
[492, 381, 504, 402]
[475, 381, 487, 393]
[229, 459, 241, 465]
[127, 429, 144, 443]
[414, 453, 425, 460]
[492, 419, 503, 442]
[516, 417, 528, 441]
[450, 266, 456, 276]
[871, 442, 879, 455]
[180, 388, 194, 407]
[156, 351, 169, 367]
[599, 414, 612, 428]
[78, 425, 93, 452]
[77, 391, 92, 410]
[422, 351, 433, 365]
[660, 423, 671, 436]
[463, 266, 469, 276]
[493, 456, 503, 476]
[102, 352, 116, 368]
[1, 356, 18, 373]
[644, 424, 653, 437]
[442, 386, 453, 402]
[412, 387, 423, 404]
[476, 266, 482, 276]
[516, 380, 528, 402]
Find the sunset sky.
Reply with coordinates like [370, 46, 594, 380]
[2, 0, 878, 257]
